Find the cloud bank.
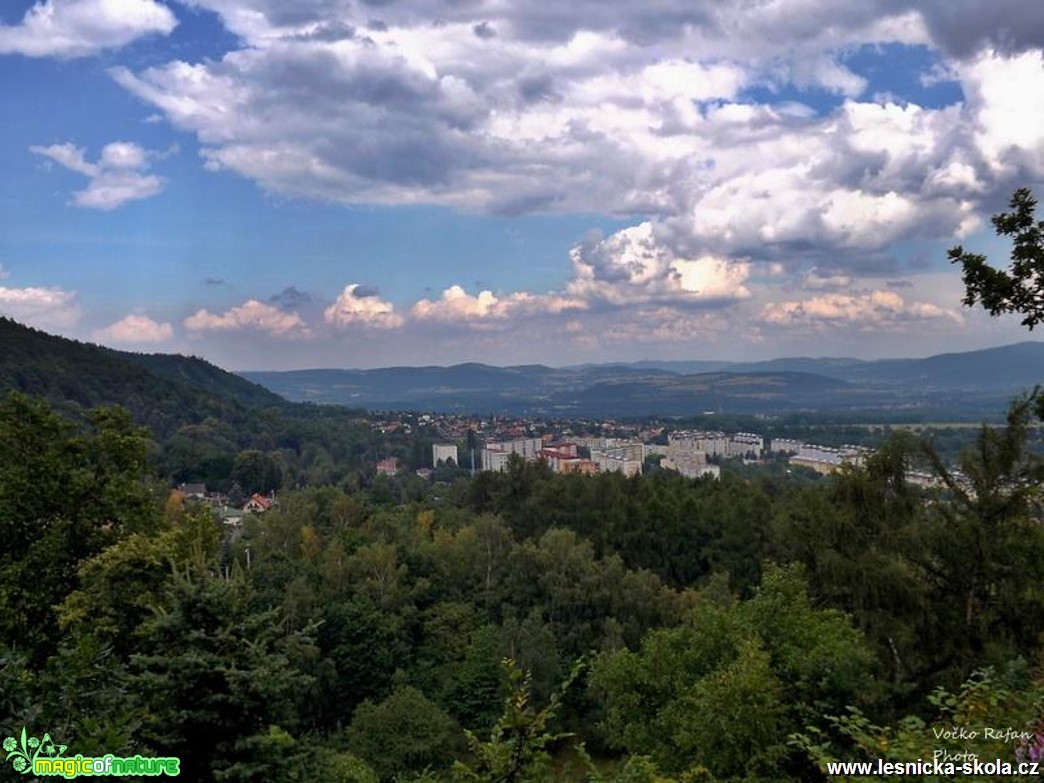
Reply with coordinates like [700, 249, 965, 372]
[18, 0, 1044, 365]
[106, 2, 1044, 291]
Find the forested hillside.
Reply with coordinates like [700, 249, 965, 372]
[0, 319, 412, 492]
[1, 386, 1042, 782]
[0, 318, 284, 434]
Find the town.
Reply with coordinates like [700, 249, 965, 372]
[172, 410, 883, 523]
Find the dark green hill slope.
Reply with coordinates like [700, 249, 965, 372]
[0, 318, 285, 436]
[117, 350, 284, 407]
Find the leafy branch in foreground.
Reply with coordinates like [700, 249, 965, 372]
[453, 657, 584, 783]
[949, 188, 1044, 330]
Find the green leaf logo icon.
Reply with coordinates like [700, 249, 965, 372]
[4, 727, 64, 775]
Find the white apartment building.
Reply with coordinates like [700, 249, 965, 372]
[728, 432, 764, 458]
[661, 456, 721, 480]
[591, 449, 642, 477]
[481, 449, 512, 472]
[670, 430, 761, 460]
[770, 438, 803, 455]
[432, 443, 459, 466]
[789, 443, 872, 473]
[480, 438, 543, 471]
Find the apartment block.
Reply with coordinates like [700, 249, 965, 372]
[432, 443, 459, 466]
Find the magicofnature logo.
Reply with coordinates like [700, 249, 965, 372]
[3, 727, 179, 778]
[3, 727, 66, 775]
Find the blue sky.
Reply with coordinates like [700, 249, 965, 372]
[2, 0, 1043, 369]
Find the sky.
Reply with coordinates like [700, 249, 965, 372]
[2, 0, 1044, 370]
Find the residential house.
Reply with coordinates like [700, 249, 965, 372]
[243, 493, 274, 513]
[376, 457, 400, 476]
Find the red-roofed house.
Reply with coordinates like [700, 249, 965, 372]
[376, 457, 400, 476]
[243, 493, 273, 513]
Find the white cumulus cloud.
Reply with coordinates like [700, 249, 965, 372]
[958, 49, 1044, 177]
[568, 222, 751, 307]
[94, 313, 173, 344]
[324, 285, 404, 329]
[185, 299, 310, 336]
[760, 290, 962, 329]
[0, 285, 81, 328]
[0, 0, 177, 59]
[410, 285, 585, 326]
[30, 140, 169, 210]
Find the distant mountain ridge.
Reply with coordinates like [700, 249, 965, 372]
[245, 363, 855, 415]
[574, 342, 1044, 389]
[2, 317, 1040, 420]
[243, 341, 1044, 417]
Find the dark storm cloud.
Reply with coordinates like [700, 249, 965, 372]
[351, 284, 381, 298]
[914, 0, 1044, 58]
[269, 286, 314, 310]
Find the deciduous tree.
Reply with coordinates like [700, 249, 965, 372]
[950, 188, 1044, 330]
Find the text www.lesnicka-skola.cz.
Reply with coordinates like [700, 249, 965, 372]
[826, 759, 1040, 776]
